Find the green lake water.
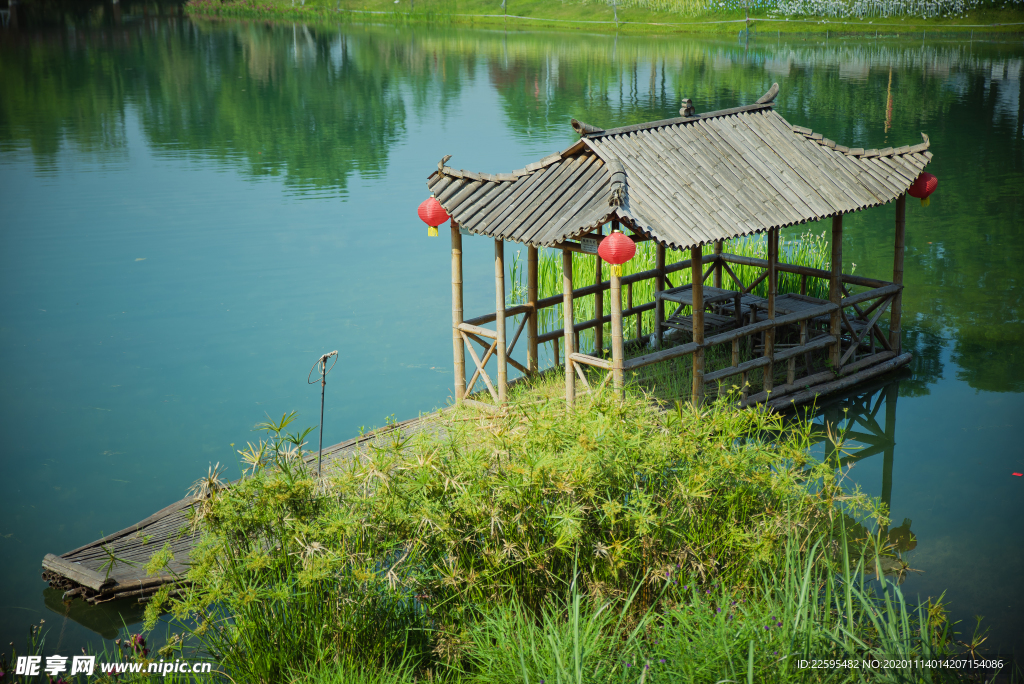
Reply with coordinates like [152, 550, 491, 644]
[1, 9, 1022, 657]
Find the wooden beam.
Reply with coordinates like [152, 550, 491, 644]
[766, 353, 913, 411]
[528, 245, 538, 374]
[563, 249, 575, 407]
[744, 351, 896, 407]
[655, 243, 666, 347]
[494, 240, 507, 403]
[719, 253, 891, 289]
[623, 341, 699, 371]
[569, 352, 613, 371]
[43, 554, 115, 591]
[451, 224, 465, 403]
[458, 322, 497, 340]
[594, 225, 604, 356]
[713, 241, 723, 289]
[840, 296, 893, 367]
[765, 228, 778, 393]
[830, 215, 844, 370]
[691, 246, 704, 405]
[506, 310, 529, 358]
[891, 194, 906, 353]
[463, 304, 532, 327]
[611, 227, 624, 394]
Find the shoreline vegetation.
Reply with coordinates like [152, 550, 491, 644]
[183, 0, 1024, 34]
[111, 382, 982, 682]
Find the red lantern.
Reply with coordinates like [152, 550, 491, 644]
[418, 195, 450, 237]
[907, 172, 938, 207]
[598, 230, 636, 276]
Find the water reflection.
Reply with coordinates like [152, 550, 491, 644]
[810, 377, 921, 582]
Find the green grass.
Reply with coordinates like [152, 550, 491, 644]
[116, 374, 1003, 684]
[521, 226, 831, 357]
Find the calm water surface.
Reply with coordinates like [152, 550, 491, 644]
[1, 15, 1022, 655]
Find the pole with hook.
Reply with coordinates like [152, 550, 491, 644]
[308, 350, 338, 476]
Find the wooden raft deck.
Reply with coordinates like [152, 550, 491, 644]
[41, 414, 440, 605]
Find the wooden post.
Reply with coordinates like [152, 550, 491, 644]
[890, 194, 906, 354]
[611, 223, 624, 393]
[495, 239, 507, 403]
[451, 223, 465, 403]
[594, 226, 604, 356]
[691, 246, 704, 405]
[713, 240, 723, 289]
[765, 228, 778, 393]
[830, 215, 844, 370]
[655, 243, 666, 347]
[563, 249, 575, 407]
[881, 380, 898, 523]
[527, 245, 538, 374]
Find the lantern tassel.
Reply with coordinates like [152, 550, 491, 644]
[921, 197, 929, 207]
[612, 264, 622, 277]
[428, 225, 438, 237]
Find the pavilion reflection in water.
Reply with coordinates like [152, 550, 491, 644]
[807, 376, 918, 580]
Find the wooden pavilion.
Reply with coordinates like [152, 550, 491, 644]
[429, 84, 931, 410]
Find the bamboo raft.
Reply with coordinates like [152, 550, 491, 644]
[41, 415, 436, 606]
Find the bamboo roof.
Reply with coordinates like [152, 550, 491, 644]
[425, 84, 933, 251]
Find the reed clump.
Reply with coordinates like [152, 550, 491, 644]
[519, 227, 830, 358]
[132, 374, 982, 684]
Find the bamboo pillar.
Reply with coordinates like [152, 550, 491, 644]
[890, 194, 906, 354]
[691, 245, 704, 405]
[562, 249, 575, 407]
[451, 223, 465, 403]
[829, 215, 844, 370]
[765, 228, 778, 393]
[594, 225, 604, 356]
[610, 222, 624, 393]
[528, 245, 538, 373]
[655, 243, 666, 346]
[713, 240, 723, 289]
[495, 239, 507, 403]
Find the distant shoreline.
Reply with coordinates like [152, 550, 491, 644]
[184, 0, 1024, 35]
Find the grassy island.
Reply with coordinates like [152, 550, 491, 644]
[121, 376, 971, 684]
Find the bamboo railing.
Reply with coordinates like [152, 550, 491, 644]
[453, 208, 910, 410]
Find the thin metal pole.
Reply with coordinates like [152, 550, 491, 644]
[319, 362, 326, 475]
[308, 351, 337, 476]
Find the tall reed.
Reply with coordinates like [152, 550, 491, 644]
[509, 227, 830, 360]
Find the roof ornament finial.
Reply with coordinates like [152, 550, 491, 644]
[755, 83, 780, 104]
[679, 98, 696, 117]
[572, 119, 605, 136]
[607, 159, 627, 207]
[437, 154, 452, 175]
